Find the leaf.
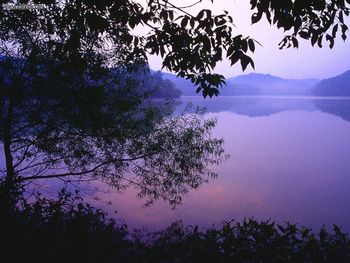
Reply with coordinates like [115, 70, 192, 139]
[241, 40, 248, 53]
[251, 12, 262, 24]
[341, 24, 348, 40]
[311, 34, 318, 46]
[197, 10, 205, 20]
[292, 37, 299, 48]
[169, 11, 174, 21]
[342, 24, 349, 34]
[332, 24, 338, 38]
[250, 0, 258, 9]
[215, 17, 226, 26]
[190, 18, 195, 28]
[240, 55, 250, 71]
[248, 39, 255, 53]
[202, 88, 209, 98]
[205, 10, 212, 19]
[250, 58, 255, 70]
[317, 35, 323, 47]
[326, 34, 334, 48]
[230, 51, 241, 66]
[181, 17, 188, 28]
[299, 31, 309, 39]
[339, 11, 344, 23]
[226, 46, 234, 57]
[278, 38, 288, 49]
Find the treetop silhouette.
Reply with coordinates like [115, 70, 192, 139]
[1, 0, 348, 207]
[0, 0, 348, 97]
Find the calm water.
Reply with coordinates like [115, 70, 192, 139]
[91, 96, 350, 231]
[2, 96, 350, 232]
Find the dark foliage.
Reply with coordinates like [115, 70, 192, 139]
[0, 0, 229, 207]
[146, 71, 182, 99]
[0, 188, 131, 263]
[1, 0, 348, 96]
[251, 0, 350, 49]
[128, 67, 182, 98]
[0, 62, 226, 206]
[1, 189, 349, 263]
[0, 0, 256, 98]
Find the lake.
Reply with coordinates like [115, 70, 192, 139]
[90, 96, 350, 232]
[2, 96, 350, 232]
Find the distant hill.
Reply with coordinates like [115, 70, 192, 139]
[162, 72, 319, 96]
[225, 73, 319, 96]
[313, 70, 350, 96]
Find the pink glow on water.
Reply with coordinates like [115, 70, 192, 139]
[2, 97, 350, 232]
[91, 98, 350, 231]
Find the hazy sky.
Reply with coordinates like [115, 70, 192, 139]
[146, 0, 350, 80]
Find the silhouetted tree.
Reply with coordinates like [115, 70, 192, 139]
[251, 0, 349, 49]
[1, 0, 349, 207]
[0, 0, 257, 98]
[0, 61, 227, 208]
[0, 0, 348, 96]
[0, 0, 231, 207]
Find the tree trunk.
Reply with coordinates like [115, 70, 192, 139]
[0, 97, 16, 217]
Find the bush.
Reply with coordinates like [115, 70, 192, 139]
[1, 189, 349, 263]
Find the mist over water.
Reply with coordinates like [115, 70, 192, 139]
[2, 96, 350, 232]
[90, 96, 350, 231]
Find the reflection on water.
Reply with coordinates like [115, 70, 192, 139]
[92, 96, 350, 231]
[314, 99, 350, 123]
[175, 96, 350, 122]
[2, 96, 350, 232]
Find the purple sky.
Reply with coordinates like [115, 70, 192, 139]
[145, 0, 350, 80]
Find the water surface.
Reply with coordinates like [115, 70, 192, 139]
[93, 96, 350, 231]
[2, 96, 350, 232]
